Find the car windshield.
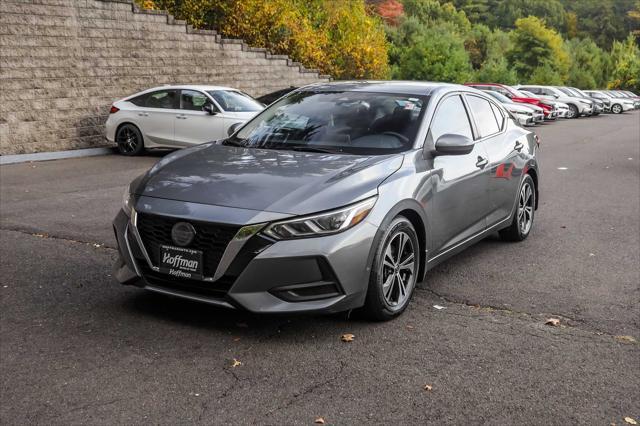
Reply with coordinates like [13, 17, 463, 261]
[508, 87, 529, 97]
[520, 90, 539, 98]
[572, 88, 588, 97]
[485, 91, 513, 103]
[207, 90, 263, 112]
[557, 87, 576, 97]
[227, 91, 428, 155]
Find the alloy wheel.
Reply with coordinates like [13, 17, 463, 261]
[567, 105, 578, 119]
[612, 104, 622, 114]
[380, 231, 416, 308]
[116, 127, 140, 154]
[518, 182, 534, 236]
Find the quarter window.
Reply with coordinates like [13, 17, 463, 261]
[429, 95, 473, 143]
[181, 90, 210, 111]
[466, 95, 500, 138]
[490, 102, 505, 130]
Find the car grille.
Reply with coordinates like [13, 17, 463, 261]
[136, 213, 241, 277]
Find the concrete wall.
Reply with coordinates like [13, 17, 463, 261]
[0, 0, 330, 155]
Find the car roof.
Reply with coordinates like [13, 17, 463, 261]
[296, 80, 461, 96]
[140, 85, 239, 93]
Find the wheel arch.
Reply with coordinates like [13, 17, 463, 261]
[366, 199, 429, 283]
[115, 122, 144, 143]
[525, 167, 539, 210]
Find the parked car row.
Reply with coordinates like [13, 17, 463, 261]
[105, 83, 639, 156]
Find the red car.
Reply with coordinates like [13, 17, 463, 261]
[465, 83, 557, 119]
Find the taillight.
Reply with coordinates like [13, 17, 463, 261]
[109, 105, 119, 114]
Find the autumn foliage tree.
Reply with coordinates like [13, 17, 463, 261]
[137, 0, 389, 79]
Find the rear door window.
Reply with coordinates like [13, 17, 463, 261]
[131, 90, 178, 109]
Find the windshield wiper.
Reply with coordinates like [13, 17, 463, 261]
[221, 138, 246, 147]
[289, 146, 341, 154]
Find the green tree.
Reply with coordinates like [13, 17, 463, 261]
[566, 38, 607, 88]
[402, 0, 471, 34]
[607, 34, 640, 91]
[507, 16, 570, 82]
[392, 22, 472, 82]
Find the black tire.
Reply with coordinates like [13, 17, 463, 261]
[567, 104, 579, 119]
[500, 174, 536, 242]
[116, 123, 145, 156]
[362, 216, 420, 321]
[611, 103, 623, 114]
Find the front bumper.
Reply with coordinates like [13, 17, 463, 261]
[578, 103, 594, 115]
[112, 201, 378, 314]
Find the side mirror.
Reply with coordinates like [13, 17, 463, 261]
[434, 134, 474, 156]
[203, 103, 218, 115]
[227, 122, 242, 136]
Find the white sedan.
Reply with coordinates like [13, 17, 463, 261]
[105, 85, 264, 155]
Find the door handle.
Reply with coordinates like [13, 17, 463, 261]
[476, 156, 488, 169]
[514, 141, 524, 152]
[176, 115, 187, 119]
[138, 112, 148, 117]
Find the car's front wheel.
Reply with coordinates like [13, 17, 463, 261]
[611, 103, 623, 114]
[116, 124, 145, 156]
[500, 174, 536, 242]
[362, 216, 420, 321]
[567, 104, 579, 119]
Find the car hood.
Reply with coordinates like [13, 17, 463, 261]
[220, 111, 259, 120]
[505, 103, 536, 114]
[135, 143, 403, 216]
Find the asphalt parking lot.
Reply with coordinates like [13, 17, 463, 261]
[1, 112, 639, 425]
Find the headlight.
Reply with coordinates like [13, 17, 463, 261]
[579, 99, 592, 105]
[263, 196, 377, 240]
[123, 187, 133, 216]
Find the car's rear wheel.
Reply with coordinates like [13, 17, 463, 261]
[611, 104, 623, 114]
[567, 104, 579, 119]
[362, 216, 419, 321]
[500, 174, 535, 242]
[116, 124, 144, 156]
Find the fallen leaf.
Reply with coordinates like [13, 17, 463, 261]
[232, 337, 241, 342]
[424, 384, 433, 391]
[615, 335, 637, 344]
[231, 358, 242, 367]
[314, 417, 326, 424]
[625, 417, 637, 425]
[406, 325, 414, 330]
[433, 305, 446, 310]
[545, 318, 560, 327]
[341, 333, 355, 342]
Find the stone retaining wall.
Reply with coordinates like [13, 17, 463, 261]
[0, 0, 330, 154]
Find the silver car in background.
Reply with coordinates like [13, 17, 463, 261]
[585, 90, 635, 114]
[113, 81, 540, 320]
[105, 85, 264, 155]
[516, 85, 593, 118]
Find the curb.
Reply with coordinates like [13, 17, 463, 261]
[0, 148, 115, 165]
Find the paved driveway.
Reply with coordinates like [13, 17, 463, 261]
[1, 112, 639, 425]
